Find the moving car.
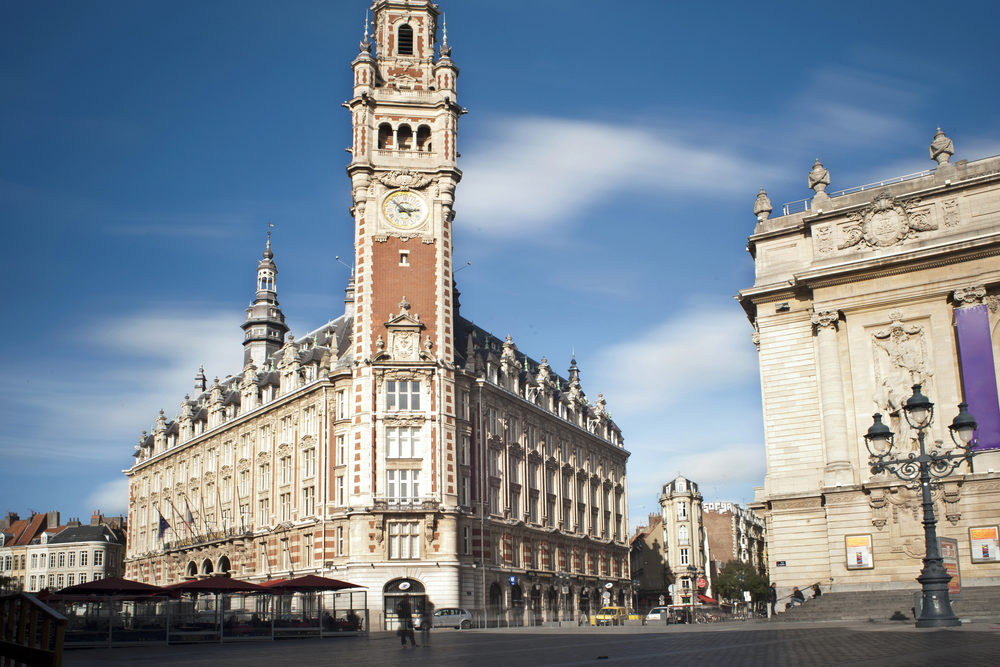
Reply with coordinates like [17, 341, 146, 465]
[594, 606, 628, 626]
[644, 606, 670, 622]
[413, 607, 473, 630]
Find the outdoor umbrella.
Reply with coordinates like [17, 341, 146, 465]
[265, 574, 359, 592]
[54, 576, 169, 598]
[165, 576, 272, 594]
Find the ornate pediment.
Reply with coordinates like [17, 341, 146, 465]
[378, 169, 432, 190]
[829, 190, 936, 252]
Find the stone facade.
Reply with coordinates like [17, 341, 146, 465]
[738, 130, 1000, 599]
[658, 476, 709, 604]
[124, 0, 629, 629]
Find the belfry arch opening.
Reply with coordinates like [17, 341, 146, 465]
[397, 24, 414, 56]
[416, 125, 431, 151]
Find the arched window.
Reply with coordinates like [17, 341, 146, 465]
[397, 124, 413, 150]
[397, 24, 414, 55]
[378, 123, 392, 149]
[416, 125, 432, 151]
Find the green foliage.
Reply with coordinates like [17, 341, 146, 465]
[713, 560, 769, 603]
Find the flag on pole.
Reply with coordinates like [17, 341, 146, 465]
[184, 496, 195, 533]
[157, 508, 170, 541]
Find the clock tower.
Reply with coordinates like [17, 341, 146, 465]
[345, 0, 464, 513]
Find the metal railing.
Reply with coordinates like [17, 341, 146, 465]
[780, 168, 935, 217]
[0, 593, 67, 667]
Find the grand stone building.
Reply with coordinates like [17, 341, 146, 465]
[124, 0, 630, 627]
[739, 130, 1000, 598]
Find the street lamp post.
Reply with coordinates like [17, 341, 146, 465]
[863, 383, 980, 628]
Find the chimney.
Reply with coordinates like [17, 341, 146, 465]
[1, 512, 18, 529]
[45, 511, 60, 528]
[91, 511, 103, 526]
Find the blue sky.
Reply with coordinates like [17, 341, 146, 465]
[2, 0, 999, 528]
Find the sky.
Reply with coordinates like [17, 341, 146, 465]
[2, 0, 999, 529]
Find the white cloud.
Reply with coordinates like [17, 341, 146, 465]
[458, 116, 778, 236]
[588, 306, 757, 416]
[85, 478, 130, 516]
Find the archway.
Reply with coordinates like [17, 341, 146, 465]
[185, 561, 197, 578]
[530, 585, 542, 626]
[547, 586, 559, 622]
[201, 559, 214, 576]
[383, 578, 425, 631]
[217, 555, 231, 575]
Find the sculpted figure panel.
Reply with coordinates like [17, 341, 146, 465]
[871, 311, 933, 450]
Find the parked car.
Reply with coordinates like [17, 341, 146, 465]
[644, 606, 670, 622]
[414, 607, 473, 630]
[594, 606, 628, 626]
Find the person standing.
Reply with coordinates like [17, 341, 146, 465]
[768, 583, 777, 618]
[397, 596, 418, 648]
[420, 599, 435, 645]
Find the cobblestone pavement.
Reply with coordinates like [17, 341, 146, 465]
[65, 621, 1000, 667]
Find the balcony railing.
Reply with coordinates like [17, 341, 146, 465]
[780, 168, 935, 216]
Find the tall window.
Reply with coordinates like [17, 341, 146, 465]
[80, 551, 87, 567]
[396, 24, 413, 56]
[386, 427, 421, 458]
[280, 456, 292, 485]
[337, 390, 347, 419]
[238, 470, 249, 497]
[489, 486, 500, 515]
[93, 550, 104, 567]
[337, 526, 345, 555]
[258, 498, 270, 523]
[460, 474, 470, 506]
[303, 486, 315, 516]
[389, 521, 419, 559]
[337, 435, 346, 465]
[68, 552, 75, 567]
[303, 534, 313, 567]
[462, 526, 470, 555]
[303, 448, 316, 478]
[386, 381, 420, 411]
[387, 470, 420, 505]
[260, 425, 273, 451]
[258, 463, 270, 491]
[460, 434, 470, 466]
[680, 547, 690, 566]
[678, 524, 689, 546]
[336, 476, 345, 505]
[677, 501, 688, 520]
[280, 493, 291, 521]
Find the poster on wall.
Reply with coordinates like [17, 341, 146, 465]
[970, 526, 1000, 563]
[845, 534, 874, 570]
[939, 537, 961, 597]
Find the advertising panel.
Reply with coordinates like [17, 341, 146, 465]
[939, 537, 961, 597]
[969, 526, 1000, 563]
[845, 534, 874, 570]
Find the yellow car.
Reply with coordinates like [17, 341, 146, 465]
[594, 606, 628, 626]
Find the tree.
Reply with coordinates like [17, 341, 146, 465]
[714, 560, 769, 603]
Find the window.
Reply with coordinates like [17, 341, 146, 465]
[260, 425, 273, 451]
[460, 391, 470, 420]
[399, 250, 409, 266]
[489, 450, 500, 476]
[459, 434, 470, 465]
[337, 435, 346, 465]
[57, 552, 65, 568]
[677, 501, 687, 520]
[678, 524, 689, 546]
[386, 381, 420, 411]
[529, 495, 538, 524]
[303, 534, 313, 567]
[387, 469, 420, 505]
[462, 526, 470, 555]
[336, 526, 345, 556]
[280, 456, 292, 485]
[388, 521, 419, 559]
[459, 474, 470, 506]
[547, 499, 556, 527]
[29, 575, 36, 590]
[68, 552, 75, 568]
[489, 486, 500, 515]
[303, 448, 316, 478]
[680, 547, 690, 566]
[303, 405, 317, 435]
[258, 463, 270, 491]
[396, 24, 414, 55]
[336, 476, 345, 505]
[258, 498, 270, 523]
[30, 553, 37, 568]
[280, 416, 292, 444]
[386, 426, 421, 458]
[240, 434, 251, 460]
[239, 469, 250, 497]
[80, 551, 87, 567]
[57, 574, 63, 588]
[280, 493, 292, 521]
[49, 554, 55, 568]
[336, 390, 347, 419]
[303, 486, 315, 516]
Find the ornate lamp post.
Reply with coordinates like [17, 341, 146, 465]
[863, 384, 979, 628]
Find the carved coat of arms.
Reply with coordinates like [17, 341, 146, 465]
[839, 190, 936, 249]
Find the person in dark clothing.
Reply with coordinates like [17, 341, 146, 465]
[397, 596, 418, 647]
[768, 583, 777, 618]
[812, 584, 822, 599]
[786, 586, 805, 609]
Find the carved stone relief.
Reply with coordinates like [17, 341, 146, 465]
[871, 311, 933, 450]
[814, 225, 834, 254]
[839, 191, 936, 250]
[378, 170, 432, 190]
[942, 198, 960, 227]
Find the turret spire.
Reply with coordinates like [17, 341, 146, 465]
[241, 230, 289, 367]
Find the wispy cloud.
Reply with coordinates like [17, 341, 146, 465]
[86, 478, 130, 516]
[459, 116, 779, 237]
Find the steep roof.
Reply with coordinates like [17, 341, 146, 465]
[48, 524, 121, 546]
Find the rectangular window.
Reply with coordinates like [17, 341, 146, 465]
[240, 434, 251, 460]
[303, 534, 314, 567]
[489, 486, 500, 515]
[280, 493, 292, 521]
[386, 427, 421, 458]
[386, 381, 420, 411]
[460, 434, 470, 466]
[239, 469, 250, 497]
[460, 391, 470, 420]
[547, 499, 556, 527]
[460, 474, 470, 507]
[258, 463, 270, 491]
[280, 456, 292, 485]
[49, 554, 55, 568]
[30, 554, 37, 568]
[80, 551, 87, 567]
[387, 469, 421, 505]
[57, 552, 65, 568]
[79, 573, 87, 584]
[462, 526, 470, 555]
[57, 574, 63, 588]
[336, 475, 345, 505]
[258, 498, 270, 523]
[337, 435, 346, 465]
[677, 501, 687, 520]
[680, 547, 690, 566]
[529, 495, 538, 524]
[337, 390, 347, 419]
[336, 526, 345, 556]
[303, 448, 316, 478]
[388, 521, 420, 559]
[260, 425, 272, 451]
[29, 575, 36, 590]
[303, 486, 316, 516]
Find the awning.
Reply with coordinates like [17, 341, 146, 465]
[697, 594, 718, 604]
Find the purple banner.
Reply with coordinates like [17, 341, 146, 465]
[955, 305, 1000, 450]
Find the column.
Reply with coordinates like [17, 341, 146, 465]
[811, 310, 854, 485]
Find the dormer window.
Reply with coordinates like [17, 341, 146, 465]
[397, 24, 414, 55]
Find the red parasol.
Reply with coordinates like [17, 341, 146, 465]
[265, 574, 361, 592]
[54, 576, 169, 598]
[165, 576, 273, 594]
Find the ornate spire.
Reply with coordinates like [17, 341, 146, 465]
[195, 365, 207, 393]
[439, 13, 451, 59]
[359, 10, 372, 54]
[242, 230, 289, 367]
[753, 187, 772, 222]
[930, 127, 954, 166]
[568, 354, 581, 386]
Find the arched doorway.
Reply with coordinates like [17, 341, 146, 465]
[547, 586, 559, 622]
[488, 582, 502, 626]
[510, 583, 524, 626]
[383, 578, 425, 631]
[530, 585, 542, 626]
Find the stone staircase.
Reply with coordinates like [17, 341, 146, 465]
[775, 586, 1000, 623]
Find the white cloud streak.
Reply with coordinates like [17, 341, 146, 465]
[86, 478, 130, 516]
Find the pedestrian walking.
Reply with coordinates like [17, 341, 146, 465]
[768, 583, 777, 618]
[420, 599, 435, 645]
[397, 595, 418, 648]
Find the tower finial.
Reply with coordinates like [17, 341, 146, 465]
[440, 13, 451, 58]
[360, 10, 372, 54]
[263, 223, 274, 259]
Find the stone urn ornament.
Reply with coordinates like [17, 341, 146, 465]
[929, 127, 954, 166]
[753, 187, 772, 222]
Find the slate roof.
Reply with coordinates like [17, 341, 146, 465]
[48, 525, 122, 546]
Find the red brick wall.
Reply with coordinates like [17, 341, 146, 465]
[369, 237, 439, 350]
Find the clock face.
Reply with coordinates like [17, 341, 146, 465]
[382, 190, 428, 229]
